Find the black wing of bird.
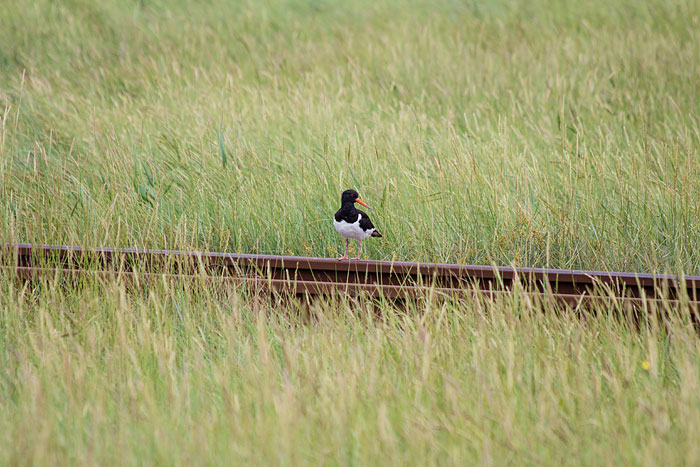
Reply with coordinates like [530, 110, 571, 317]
[358, 210, 382, 237]
[357, 210, 374, 229]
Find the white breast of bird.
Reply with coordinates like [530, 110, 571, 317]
[334, 215, 374, 240]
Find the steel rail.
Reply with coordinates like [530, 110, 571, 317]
[3, 243, 700, 309]
[10, 266, 695, 312]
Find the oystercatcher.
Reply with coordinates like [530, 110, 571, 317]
[334, 189, 382, 260]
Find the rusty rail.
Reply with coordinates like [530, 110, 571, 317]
[3, 243, 700, 310]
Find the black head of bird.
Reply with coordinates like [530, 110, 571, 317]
[340, 189, 372, 209]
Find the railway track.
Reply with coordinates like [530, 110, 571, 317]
[3, 243, 700, 310]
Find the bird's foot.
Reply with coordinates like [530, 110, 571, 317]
[353, 254, 362, 260]
[337, 255, 349, 261]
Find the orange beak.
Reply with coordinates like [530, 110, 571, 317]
[355, 199, 372, 210]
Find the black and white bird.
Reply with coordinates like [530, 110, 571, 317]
[333, 189, 382, 260]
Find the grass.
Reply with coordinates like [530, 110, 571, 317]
[2, 0, 700, 464]
[1, 0, 699, 271]
[1, 277, 700, 465]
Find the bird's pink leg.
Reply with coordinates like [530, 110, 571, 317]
[337, 239, 349, 260]
[353, 239, 363, 260]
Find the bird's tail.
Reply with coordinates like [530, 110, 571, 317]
[371, 230, 382, 238]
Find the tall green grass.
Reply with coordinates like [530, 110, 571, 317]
[2, 1, 700, 464]
[1, 276, 699, 465]
[1, 0, 699, 271]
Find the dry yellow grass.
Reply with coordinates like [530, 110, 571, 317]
[1, 277, 699, 465]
